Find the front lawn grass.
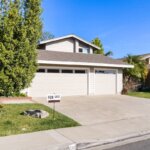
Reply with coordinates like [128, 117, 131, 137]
[127, 91, 150, 99]
[0, 103, 79, 136]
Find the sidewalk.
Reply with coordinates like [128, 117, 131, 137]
[1, 115, 150, 150]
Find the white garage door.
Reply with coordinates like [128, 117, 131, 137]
[29, 68, 88, 97]
[95, 69, 116, 95]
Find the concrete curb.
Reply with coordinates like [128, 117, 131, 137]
[65, 130, 150, 150]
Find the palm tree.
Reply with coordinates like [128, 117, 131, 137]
[123, 54, 148, 91]
[105, 51, 113, 56]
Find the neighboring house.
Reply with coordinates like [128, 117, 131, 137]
[138, 53, 150, 87]
[138, 53, 150, 70]
[119, 53, 150, 70]
[27, 35, 133, 97]
[118, 53, 150, 89]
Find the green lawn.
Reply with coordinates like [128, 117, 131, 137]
[0, 103, 79, 136]
[128, 91, 150, 99]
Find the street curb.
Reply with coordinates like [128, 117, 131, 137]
[66, 130, 150, 150]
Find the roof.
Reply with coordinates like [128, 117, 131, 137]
[37, 50, 133, 68]
[118, 53, 150, 61]
[39, 34, 100, 50]
[138, 53, 150, 60]
[138, 53, 150, 57]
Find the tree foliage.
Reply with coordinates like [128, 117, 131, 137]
[91, 37, 113, 56]
[0, 0, 42, 96]
[123, 54, 148, 91]
[40, 31, 54, 41]
[105, 51, 113, 56]
[92, 37, 104, 54]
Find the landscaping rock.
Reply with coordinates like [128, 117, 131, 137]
[21, 109, 49, 118]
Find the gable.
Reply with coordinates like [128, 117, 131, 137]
[38, 34, 100, 50]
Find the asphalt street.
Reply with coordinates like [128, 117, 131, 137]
[88, 137, 150, 150]
[104, 138, 150, 150]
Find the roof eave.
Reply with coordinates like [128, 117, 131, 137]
[38, 60, 134, 69]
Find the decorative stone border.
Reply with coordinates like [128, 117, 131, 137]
[0, 97, 32, 101]
[0, 97, 34, 104]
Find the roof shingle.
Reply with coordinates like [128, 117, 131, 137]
[38, 50, 129, 66]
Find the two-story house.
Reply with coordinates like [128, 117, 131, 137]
[26, 35, 133, 97]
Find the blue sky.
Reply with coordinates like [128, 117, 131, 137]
[42, 0, 150, 58]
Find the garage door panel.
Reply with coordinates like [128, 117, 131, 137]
[95, 70, 116, 95]
[29, 71, 87, 97]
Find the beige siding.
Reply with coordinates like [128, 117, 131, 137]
[45, 39, 74, 53]
[45, 38, 94, 54]
[28, 72, 87, 97]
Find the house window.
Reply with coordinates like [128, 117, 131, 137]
[37, 69, 45, 73]
[79, 48, 83, 53]
[62, 69, 73, 73]
[75, 70, 86, 74]
[47, 69, 60, 73]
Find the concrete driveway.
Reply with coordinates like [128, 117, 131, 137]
[35, 95, 150, 125]
[1, 95, 150, 150]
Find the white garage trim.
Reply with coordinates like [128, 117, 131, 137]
[38, 60, 134, 68]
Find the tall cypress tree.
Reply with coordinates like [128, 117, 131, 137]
[0, 0, 42, 96]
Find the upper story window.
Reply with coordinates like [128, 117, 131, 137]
[79, 47, 89, 54]
[79, 48, 83, 53]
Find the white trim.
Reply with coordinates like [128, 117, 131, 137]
[39, 34, 100, 50]
[116, 69, 118, 94]
[38, 66, 89, 70]
[38, 60, 134, 68]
